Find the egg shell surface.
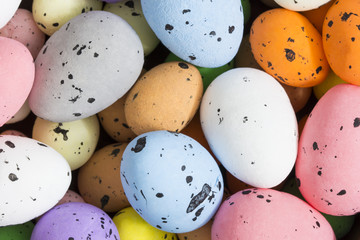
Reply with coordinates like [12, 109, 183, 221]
[177, 219, 212, 240]
[274, 0, 331, 11]
[296, 83, 360, 216]
[0, 0, 21, 28]
[250, 8, 329, 87]
[28, 10, 144, 123]
[200, 67, 298, 188]
[31, 202, 120, 240]
[141, 0, 244, 68]
[120, 130, 223, 233]
[0, 135, 71, 226]
[0, 36, 34, 127]
[212, 188, 335, 239]
[0, 221, 34, 240]
[5, 100, 31, 125]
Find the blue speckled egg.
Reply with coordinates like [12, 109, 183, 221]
[120, 130, 223, 233]
[141, 0, 244, 68]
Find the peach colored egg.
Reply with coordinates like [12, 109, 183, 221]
[58, 190, 85, 205]
[250, 8, 329, 87]
[124, 62, 203, 135]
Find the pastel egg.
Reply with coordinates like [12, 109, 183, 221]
[313, 69, 347, 100]
[121, 130, 223, 233]
[31, 202, 120, 240]
[200, 68, 298, 188]
[141, 0, 244, 68]
[32, 0, 103, 36]
[296, 84, 360, 216]
[0, 135, 71, 226]
[274, 0, 331, 11]
[322, 0, 360, 85]
[113, 207, 177, 240]
[78, 143, 130, 213]
[0, 221, 34, 240]
[104, 0, 160, 56]
[124, 62, 202, 135]
[28, 11, 144, 123]
[0, 37, 34, 127]
[0, 0, 21, 28]
[5, 100, 31, 125]
[32, 115, 100, 171]
[177, 219, 212, 240]
[212, 189, 335, 239]
[250, 8, 329, 87]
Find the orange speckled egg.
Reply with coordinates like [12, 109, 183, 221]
[250, 8, 329, 87]
[124, 62, 203, 135]
[322, 0, 360, 85]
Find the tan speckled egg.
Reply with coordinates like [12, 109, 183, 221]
[124, 62, 203, 135]
[177, 220, 212, 240]
[32, 115, 100, 170]
[77, 143, 130, 213]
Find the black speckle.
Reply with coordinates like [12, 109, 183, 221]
[94, 52, 99, 58]
[182, 9, 191, 14]
[354, 118, 360, 127]
[242, 190, 252, 195]
[52, 22, 59, 27]
[228, 26, 235, 34]
[317, 171, 322, 176]
[181, 165, 186, 171]
[131, 137, 146, 153]
[284, 48, 295, 62]
[189, 55, 196, 60]
[68, 74, 73, 79]
[328, 21, 333, 27]
[352, 37, 356, 42]
[316, 66, 322, 74]
[133, 92, 138, 100]
[122, 123, 130, 129]
[37, 142, 48, 147]
[313, 142, 319, 150]
[87, 98, 95, 103]
[178, 62, 189, 69]
[125, 0, 134, 8]
[76, 45, 86, 55]
[73, 113, 82, 117]
[100, 195, 110, 209]
[5, 141, 15, 148]
[186, 176, 193, 184]
[37, 22, 46, 29]
[209, 31, 216, 36]
[257, 195, 264, 199]
[316, 221, 320, 227]
[341, 12, 357, 22]
[42, 46, 48, 54]
[156, 225, 162, 229]
[287, 37, 295, 42]
[337, 190, 346, 196]
[131, 12, 140, 16]
[53, 123, 69, 141]
[8, 173, 18, 182]
[217, 37, 222, 42]
[186, 184, 211, 213]
[110, 148, 120, 157]
[165, 24, 174, 32]
[156, 193, 164, 198]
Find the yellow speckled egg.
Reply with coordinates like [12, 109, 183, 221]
[32, 0, 103, 36]
[177, 220, 212, 240]
[124, 62, 203, 135]
[78, 143, 130, 213]
[113, 207, 178, 240]
[32, 115, 100, 170]
[250, 8, 329, 87]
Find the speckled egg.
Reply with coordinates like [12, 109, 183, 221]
[57, 190, 85, 205]
[32, 0, 103, 36]
[0, 135, 71, 226]
[0, 37, 34, 127]
[0, 221, 34, 240]
[141, 0, 244, 68]
[296, 83, 360, 216]
[124, 62, 202, 135]
[212, 188, 335, 239]
[5, 100, 31, 125]
[113, 207, 178, 240]
[31, 202, 120, 240]
[177, 219, 212, 240]
[104, 0, 160, 56]
[0, 8, 46, 58]
[32, 115, 100, 170]
[235, 34, 262, 70]
[78, 143, 130, 213]
[322, 0, 360, 85]
[0, 0, 21, 28]
[200, 68, 298, 188]
[28, 11, 144, 123]
[301, 0, 335, 33]
[274, 0, 331, 11]
[281, 83, 312, 113]
[250, 8, 329, 87]
[120, 130, 223, 233]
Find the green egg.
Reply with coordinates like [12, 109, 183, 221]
[0, 221, 34, 240]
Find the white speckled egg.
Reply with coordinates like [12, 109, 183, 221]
[0, 0, 21, 28]
[274, 0, 331, 11]
[28, 11, 144, 123]
[200, 68, 298, 188]
[141, 0, 244, 68]
[121, 130, 223, 233]
[0, 135, 71, 227]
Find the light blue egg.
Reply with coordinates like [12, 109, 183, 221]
[120, 130, 223, 233]
[141, 0, 244, 68]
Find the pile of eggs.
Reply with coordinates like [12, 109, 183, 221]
[1, 0, 360, 239]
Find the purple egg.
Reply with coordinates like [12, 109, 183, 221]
[31, 202, 119, 240]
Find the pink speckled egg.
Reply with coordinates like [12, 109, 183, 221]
[0, 36, 35, 127]
[296, 83, 360, 216]
[212, 188, 335, 239]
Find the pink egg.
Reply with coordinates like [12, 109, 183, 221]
[0, 8, 46, 58]
[0, 37, 34, 127]
[212, 188, 335, 239]
[296, 83, 360, 216]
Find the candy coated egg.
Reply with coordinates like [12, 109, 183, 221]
[104, 0, 160, 56]
[235, 34, 262, 70]
[5, 100, 31, 125]
[200, 68, 298, 188]
[0, 130, 26, 137]
[31, 202, 120, 240]
[301, 0, 335, 33]
[141, 0, 244, 68]
[57, 190, 85, 205]
[296, 84, 360, 216]
[113, 207, 177, 240]
[32, 0, 103, 36]
[281, 83, 312, 112]
[0, 221, 34, 240]
[212, 188, 335, 239]
[32, 115, 100, 170]
[0, 0, 21, 28]
[322, 0, 360, 85]
[250, 8, 329, 87]
[313, 69, 347, 100]
[274, 0, 331, 11]
[28, 11, 144, 123]
[78, 143, 130, 212]
[121, 130, 223, 233]
[0, 37, 34, 127]
[124, 62, 202, 135]
[0, 135, 71, 226]
[177, 219, 212, 240]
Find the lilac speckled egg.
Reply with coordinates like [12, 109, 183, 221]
[31, 202, 119, 240]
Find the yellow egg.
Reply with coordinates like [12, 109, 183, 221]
[113, 207, 178, 240]
[32, 115, 100, 170]
[313, 69, 347, 100]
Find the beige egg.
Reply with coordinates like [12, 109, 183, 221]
[6, 99, 31, 124]
[78, 143, 130, 213]
[124, 62, 203, 135]
[32, 115, 100, 170]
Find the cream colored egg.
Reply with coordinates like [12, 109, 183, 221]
[6, 99, 31, 125]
